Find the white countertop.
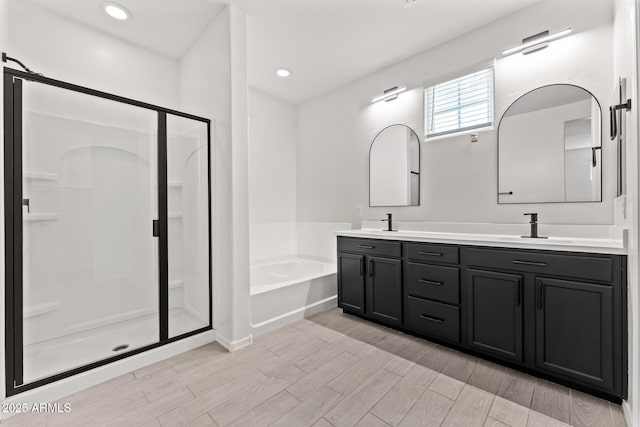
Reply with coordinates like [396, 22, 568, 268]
[336, 228, 627, 255]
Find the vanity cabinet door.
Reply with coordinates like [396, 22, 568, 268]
[535, 277, 614, 391]
[338, 253, 365, 315]
[466, 269, 523, 363]
[366, 256, 402, 326]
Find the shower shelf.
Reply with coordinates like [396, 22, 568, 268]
[24, 302, 59, 318]
[25, 213, 59, 222]
[168, 182, 183, 188]
[168, 212, 183, 219]
[169, 280, 184, 289]
[24, 171, 58, 181]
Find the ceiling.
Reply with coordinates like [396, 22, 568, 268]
[24, 0, 226, 59]
[234, 0, 541, 104]
[23, 0, 542, 105]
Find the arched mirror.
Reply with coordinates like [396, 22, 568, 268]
[369, 124, 420, 206]
[498, 84, 602, 204]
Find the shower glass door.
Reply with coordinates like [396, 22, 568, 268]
[167, 114, 210, 338]
[16, 79, 160, 385]
[4, 68, 212, 395]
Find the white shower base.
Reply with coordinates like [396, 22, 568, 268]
[23, 308, 206, 384]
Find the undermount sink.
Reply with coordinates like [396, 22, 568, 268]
[498, 235, 574, 244]
[363, 230, 577, 244]
[338, 228, 625, 255]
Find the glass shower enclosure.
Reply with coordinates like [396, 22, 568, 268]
[3, 68, 212, 395]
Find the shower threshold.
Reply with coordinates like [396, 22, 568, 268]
[22, 308, 206, 385]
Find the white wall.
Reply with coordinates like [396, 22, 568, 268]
[613, 0, 639, 425]
[0, 0, 9, 402]
[180, 5, 251, 349]
[179, 7, 232, 342]
[248, 89, 298, 263]
[297, 0, 615, 227]
[8, 1, 179, 108]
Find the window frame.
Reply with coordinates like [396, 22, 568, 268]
[424, 62, 495, 140]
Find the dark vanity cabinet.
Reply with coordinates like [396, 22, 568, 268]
[366, 256, 402, 325]
[465, 247, 624, 396]
[337, 236, 627, 401]
[466, 269, 523, 363]
[535, 277, 614, 390]
[337, 253, 365, 314]
[337, 238, 402, 326]
[404, 243, 461, 343]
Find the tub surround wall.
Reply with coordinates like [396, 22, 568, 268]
[297, 0, 615, 227]
[298, 222, 352, 263]
[250, 222, 298, 263]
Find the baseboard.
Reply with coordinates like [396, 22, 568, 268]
[216, 333, 253, 352]
[1, 330, 216, 420]
[622, 400, 634, 427]
[251, 295, 337, 336]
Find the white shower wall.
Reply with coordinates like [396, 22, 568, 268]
[22, 102, 159, 347]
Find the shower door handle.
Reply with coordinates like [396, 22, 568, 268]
[152, 220, 160, 237]
[22, 198, 30, 213]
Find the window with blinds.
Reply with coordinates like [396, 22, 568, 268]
[424, 66, 494, 138]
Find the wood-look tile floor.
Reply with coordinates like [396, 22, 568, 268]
[2, 308, 626, 427]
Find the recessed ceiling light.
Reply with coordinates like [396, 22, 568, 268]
[102, 2, 131, 21]
[276, 68, 292, 78]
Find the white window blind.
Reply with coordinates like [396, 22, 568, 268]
[424, 66, 494, 138]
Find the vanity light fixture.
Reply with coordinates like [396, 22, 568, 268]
[276, 68, 292, 78]
[102, 1, 131, 20]
[372, 86, 407, 103]
[502, 28, 572, 56]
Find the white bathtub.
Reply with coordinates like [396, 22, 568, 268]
[250, 258, 337, 336]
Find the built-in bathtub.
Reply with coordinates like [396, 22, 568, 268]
[250, 258, 337, 336]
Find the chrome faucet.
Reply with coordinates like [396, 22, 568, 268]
[381, 213, 396, 232]
[522, 213, 547, 239]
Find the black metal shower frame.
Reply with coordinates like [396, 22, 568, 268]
[3, 67, 213, 396]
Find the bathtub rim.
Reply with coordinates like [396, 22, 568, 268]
[250, 257, 337, 296]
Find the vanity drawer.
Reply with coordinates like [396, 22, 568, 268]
[406, 296, 460, 343]
[338, 237, 401, 257]
[466, 248, 614, 283]
[406, 243, 459, 264]
[406, 262, 459, 304]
